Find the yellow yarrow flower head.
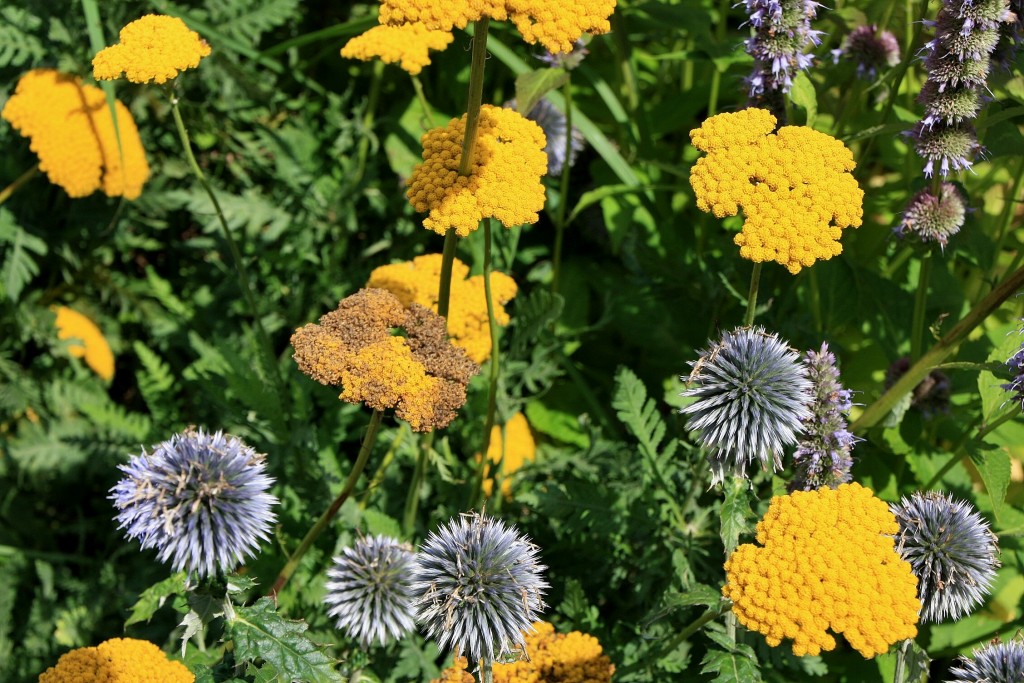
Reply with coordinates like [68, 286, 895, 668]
[723, 482, 920, 659]
[341, 24, 454, 75]
[366, 254, 517, 363]
[479, 412, 537, 498]
[407, 104, 548, 237]
[2, 69, 150, 199]
[689, 108, 864, 274]
[38, 637, 193, 683]
[291, 289, 479, 432]
[53, 306, 115, 382]
[93, 14, 211, 84]
[378, 0, 616, 54]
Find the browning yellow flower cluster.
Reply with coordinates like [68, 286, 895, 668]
[432, 621, 614, 683]
[378, 0, 615, 54]
[341, 24, 454, 75]
[291, 289, 478, 431]
[38, 637, 193, 683]
[479, 412, 537, 498]
[366, 254, 517, 363]
[54, 306, 116, 382]
[93, 14, 211, 84]
[689, 108, 864, 274]
[722, 482, 920, 658]
[407, 104, 547, 236]
[2, 69, 149, 199]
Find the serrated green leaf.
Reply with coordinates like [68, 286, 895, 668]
[968, 444, 1011, 521]
[701, 630, 762, 683]
[979, 324, 1021, 420]
[0, 208, 46, 301]
[125, 573, 188, 627]
[721, 477, 751, 553]
[515, 68, 568, 118]
[229, 598, 342, 683]
[611, 366, 677, 463]
[790, 72, 817, 128]
[134, 342, 178, 428]
[664, 584, 723, 609]
[894, 640, 930, 683]
[361, 508, 402, 539]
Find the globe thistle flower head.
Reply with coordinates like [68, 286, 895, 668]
[1003, 321, 1024, 410]
[93, 14, 211, 84]
[505, 98, 586, 176]
[413, 511, 548, 663]
[948, 637, 1024, 683]
[110, 428, 278, 578]
[832, 25, 901, 79]
[325, 535, 416, 647]
[790, 342, 856, 491]
[895, 182, 968, 248]
[891, 492, 1000, 624]
[681, 326, 813, 486]
[885, 357, 952, 419]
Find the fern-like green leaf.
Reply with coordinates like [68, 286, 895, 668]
[611, 366, 678, 463]
[229, 598, 342, 683]
[0, 208, 47, 302]
[209, 0, 301, 44]
[0, 7, 45, 68]
[133, 342, 178, 429]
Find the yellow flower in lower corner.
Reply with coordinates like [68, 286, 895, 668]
[93, 14, 211, 84]
[688, 108, 863, 274]
[38, 637, 193, 683]
[341, 24, 453, 75]
[480, 412, 537, 498]
[54, 306, 115, 382]
[407, 105, 547, 236]
[722, 482, 920, 658]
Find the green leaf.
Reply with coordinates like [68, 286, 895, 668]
[968, 443, 1011, 521]
[978, 323, 1021, 421]
[663, 584, 723, 609]
[125, 573, 188, 627]
[701, 630, 762, 683]
[514, 68, 569, 118]
[720, 477, 751, 553]
[0, 208, 46, 302]
[790, 72, 818, 128]
[896, 640, 930, 683]
[611, 366, 677, 463]
[133, 342, 178, 428]
[229, 598, 342, 683]
[524, 400, 589, 448]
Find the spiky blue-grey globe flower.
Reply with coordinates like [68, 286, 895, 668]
[891, 492, 1000, 624]
[741, 0, 824, 115]
[790, 342, 856, 491]
[324, 535, 416, 647]
[1002, 321, 1024, 410]
[895, 182, 968, 248]
[947, 638, 1024, 682]
[831, 24, 901, 79]
[506, 98, 585, 176]
[110, 428, 278, 578]
[681, 327, 813, 486]
[412, 511, 547, 664]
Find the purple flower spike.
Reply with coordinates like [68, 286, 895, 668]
[742, 0, 824, 113]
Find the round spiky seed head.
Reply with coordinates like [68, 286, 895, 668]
[412, 511, 548, 664]
[681, 326, 813, 486]
[891, 492, 1000, 624]
[947, 637, 1024, 683]
[324, 535, 416, 647]
[110, 427, 278, 578]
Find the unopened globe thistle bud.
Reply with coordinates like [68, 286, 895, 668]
[832, 25, 901, 79]
[895, 182, 968, 248]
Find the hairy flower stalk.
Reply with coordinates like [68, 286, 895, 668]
[741, 0, 824, 116]
[790, 343, 855, 491]
[947, 637, 1024, 682]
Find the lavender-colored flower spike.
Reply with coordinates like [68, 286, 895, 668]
[790, 342, 855, 491]
[412, 511, 547, 664]
[742, 0, 824, 115]
[110, 428, 278, 578]
[832, 25, 901, 79]
[891, 492, 1000, 624]
[1003, 321, 1024, 410]
[325, 535, 416, 647]
[895, 182, 968, 247]
[947, 637, 1024, 683]
[681, 327, 813, 486]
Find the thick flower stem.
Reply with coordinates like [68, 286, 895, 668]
[0, 165, 40, 206]
[269, 409, 384, 597]
[744, 262, 763, 327]
[169, 95, 286, 412]
[910, 250, 933, 362]
[410, 74, 433, 129]
[481, 656, 494, 683]
[470, 218, 502, 508]
[438, 229, 458, 322]
[551, 76, 574, 295]
[852, 263, 1024, 433]
[706, 0, 731, 116]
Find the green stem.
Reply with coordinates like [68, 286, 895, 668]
[359, 423, 407, 509]
[402, 439, 430, 536]
[852, 263, 1024, 433]
[893, 639, 911, 683]
[922, 411, 1018, 490]
[355, 59, 385, 183]
[0, 165, 39, 206]
[437, 229, 458, 322]
[658, 604, 729, 658]
[470, 218, 502, 508]
[481, 657, 494, 683]
[551, 76, 574, 295]
[809, 266, 823, 334]
[707, 0, 730, 117]
[269, 409, 384, 597]
[910, 250, 933, 362]
[744, 262, 763, 326]
[410, 74, 433, 129]
[169, 93, 286, 412]
[986, 156, 1024, 290]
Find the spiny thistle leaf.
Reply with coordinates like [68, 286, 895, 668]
[124, 573, 188, 627]
[229, 598, 342, 683]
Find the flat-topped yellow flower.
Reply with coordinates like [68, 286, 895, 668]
[407, 104, 547, 236]
[54, 306, 115, 381]
[2, 69, 149, 199]
[39, 637, 192, 683]
[93, 14, 211, 84]
[366, 254, 517, 363]
[379, 0, 616, 54]
[689, 108, 864, 274]
[341, 23, 453, 75]
[723, 482, 920, 658]
[480, 412, 537, 498]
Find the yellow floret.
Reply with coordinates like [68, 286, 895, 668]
[378, 0, 616, 54]
[38, 637, 193, 683]
[53, 306, 115, 382]
[341, 24, 454, 75]
[688, 108, 864, 274]
[722, 483, 920, 659]
[479, 412, 537, 498]
[407, 105, 548, 236]
[2, 69, 150, 199]
[93, 14, 211, 84]
[366, 254, 517, 363]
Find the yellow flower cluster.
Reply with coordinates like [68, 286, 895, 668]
[366, 254, 517, 363]
[722, 483, 920, 658]
[433, 621, 614, 683]
[290, 289, 478, 431]
[689, 108, 864, 274]
[341, 24, 454, 75]
[54, 306, 115, 382]
[479, 412, 537, 498]
[38, 637, 193, 683]
[2, 69, 149, 199]
[379, 0, 615, 54]
[407, 104, 547, 236]
[93, 14, 211, 84]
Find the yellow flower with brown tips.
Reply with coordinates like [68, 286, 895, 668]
[341, 23, 454, 75]
[93, 14, 211, 84]
[38, 637, 193, 683]
[54, 306, 115, 382]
